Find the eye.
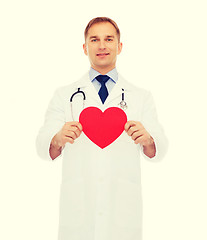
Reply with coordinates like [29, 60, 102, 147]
[106, 38, 113, 41]
[91, 39, 97, 42]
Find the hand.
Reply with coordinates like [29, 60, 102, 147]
[51, 121, 83, 149]
[124, 121, 154, 147]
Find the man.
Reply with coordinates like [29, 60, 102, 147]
[36, 17, 168, 240]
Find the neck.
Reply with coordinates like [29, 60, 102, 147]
[91, 65, 116, 75]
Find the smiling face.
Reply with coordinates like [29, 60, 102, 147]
[83, 22, 123, 74]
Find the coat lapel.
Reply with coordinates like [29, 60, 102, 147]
[74, 72, 101, 105]
[104, 73, 133, 107]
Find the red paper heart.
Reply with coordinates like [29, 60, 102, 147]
[79, 107, 127, 149]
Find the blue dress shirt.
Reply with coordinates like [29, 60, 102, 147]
[89, 67, 118, 94]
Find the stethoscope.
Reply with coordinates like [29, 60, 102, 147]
[70, 88, 127, 120]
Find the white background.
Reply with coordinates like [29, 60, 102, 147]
[0, 0, 206, 239]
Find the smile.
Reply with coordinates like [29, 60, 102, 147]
[96, 53, 110, 56]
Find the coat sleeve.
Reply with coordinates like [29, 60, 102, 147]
[140, 91, 168, 162]
[36, 88, 66, 161]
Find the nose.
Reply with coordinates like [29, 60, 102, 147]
[98, 40, 106, 50]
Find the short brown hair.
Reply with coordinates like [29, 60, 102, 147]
[84, 17, 121, 42]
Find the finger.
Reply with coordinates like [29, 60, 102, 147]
[134, 135, 145, 144]
[133, 129, 149, 140]
[65, 121, 82, 131]
[63, 136, 74, 144]
[72, 122, 83, 132]
[64, 126, 82, 138]
[73, 127, 82, 138]
[131, 130, 144, 140]
[65, 130, 78, 140]
[65, 126, 81, 135]
[64, 126, 78, 132]
[65, 121, 80, 125]
[71, 126, 82, 138]
[134, 133, 151, 145]
[127, 128, 138, 137]
[127, 125, 144, 136]
[124, 121, 137, 131]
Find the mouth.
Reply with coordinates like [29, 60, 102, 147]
[96, 53, 110, 56]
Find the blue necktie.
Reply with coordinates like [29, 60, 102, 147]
[96, 75, 110, 104]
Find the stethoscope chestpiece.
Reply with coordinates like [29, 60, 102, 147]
[118, 88, 128, 110]
[119, 100, 128, 110]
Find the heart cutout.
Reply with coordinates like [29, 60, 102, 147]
[79, 107, 127, 149]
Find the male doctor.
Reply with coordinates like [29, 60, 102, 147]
[36, 17, 168, 240]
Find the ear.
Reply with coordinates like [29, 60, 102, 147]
[83, 43, 88, 56]
[117, 42, 123, 55]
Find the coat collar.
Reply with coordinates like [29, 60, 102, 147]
[73, 71, 134, 106]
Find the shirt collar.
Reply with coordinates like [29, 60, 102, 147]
[89, 67, 118, 83]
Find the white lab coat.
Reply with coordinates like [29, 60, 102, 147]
[36, 72, 168, 240]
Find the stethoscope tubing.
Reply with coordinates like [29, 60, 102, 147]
[70, 87, 127, 120]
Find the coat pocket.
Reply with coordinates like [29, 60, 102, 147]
[113, 178, 142, 229]
[59, 178, 85, 227]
